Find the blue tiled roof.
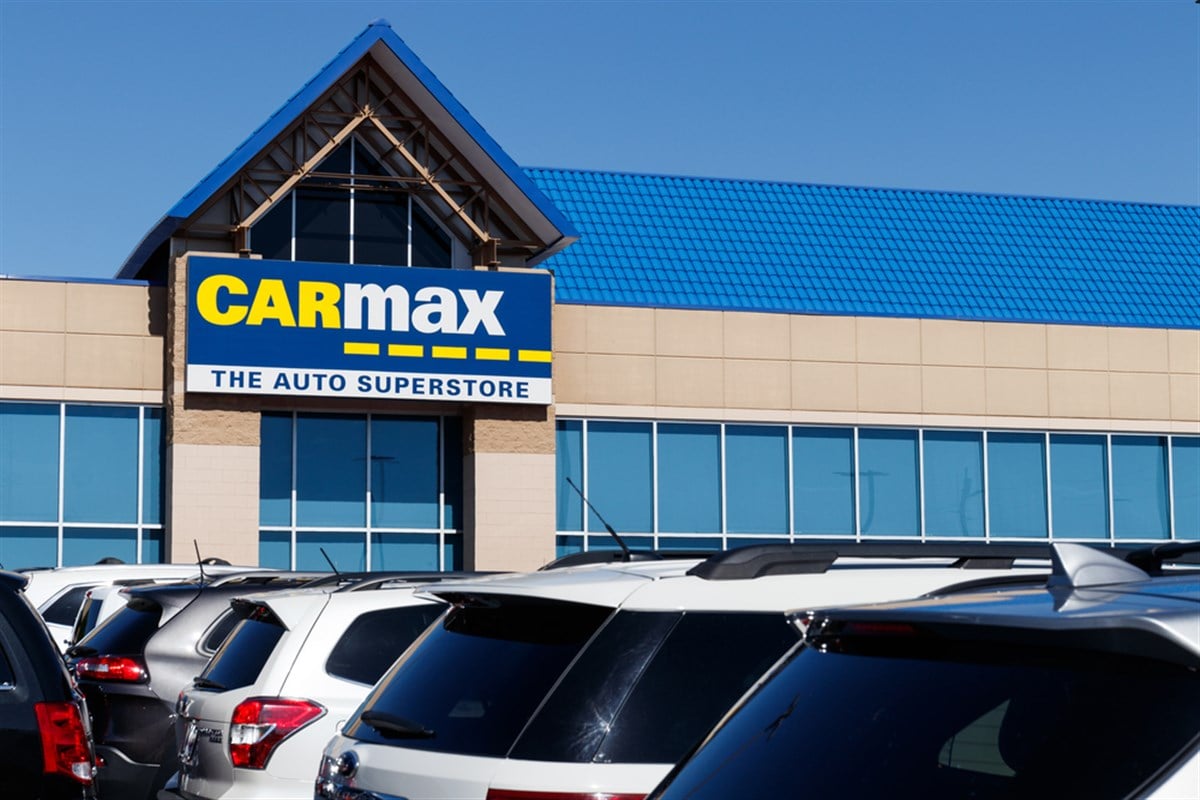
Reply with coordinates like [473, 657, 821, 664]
[528, 168, 1200, 329]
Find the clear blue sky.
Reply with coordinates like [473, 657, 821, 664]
[1, 0, 1197, 280]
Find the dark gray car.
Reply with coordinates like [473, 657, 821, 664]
[68, 571, 323, 800]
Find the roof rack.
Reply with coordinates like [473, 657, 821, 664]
[540, 549, 715, 570]
[687, 541, 1058, 581]
[1123, 541, 1200, 573]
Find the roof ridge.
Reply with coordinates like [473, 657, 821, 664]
[523, 165, 1200, 212]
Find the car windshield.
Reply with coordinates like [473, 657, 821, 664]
[651, 630, 1200, 800]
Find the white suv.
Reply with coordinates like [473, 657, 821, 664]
[164, 573, 472, 800]
[316, 542, 1063, 800]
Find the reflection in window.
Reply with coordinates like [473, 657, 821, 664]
[987, 433, 1048, 538]
[555, 421, 583, 532]
[924, 431, 984, 538]
[726, 426, 788, 534]
[0, 402, 163, 568]
[258, 412, 462, 571]
[1111, 436, 1169, 539]
[1050, 435, 1109, 539]
[793, 428, 854, 535]
[858, 429, 920, 536]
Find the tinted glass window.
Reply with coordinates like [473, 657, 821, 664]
[658, 424, 721, 533]
[411, 204, 452, 268]
[64, 405, 138, 523]
[348, 597, 612, 756]
[42, 586, 91, 625]
[726, 426, 789, 534]
[0, 402, 59, 522]
[74, 599, 163, 655]
[201, 616, 286, 690]
[355, 194, 408, 266]
[0, 642, 14, 686]
[514, 611, 795, 764]
[1111, 436, 1170, 540]
[1174, 438, 1200, 539]
[792, 427, 855, 535]
[654, 636, 1200, 800]
[201, 610, 240, 654]
[859, 428, 920, 536]
[295, 187, 350, 263]
[1050, 434, 1109, 539]
[252, 195, 293, 261]
[924, 431, 985, 538]
[987, 433, 1048, 537]
[326, 604, 445, 685]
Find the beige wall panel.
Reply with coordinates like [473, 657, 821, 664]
[657, 357, 724, 407]
[655, 309, 724, 358]
[1109, 372, 1171, 421]
[857, 364, 922, 413]
[0, 280, 66, 332]
[984, 323, 1046, 368]
[1108, 328, 1169, 373]
[725, 359, 791, 410]
[171, 398, 261, 446]
[792, 361, 857, 411]
[857, 317, 920, 364]
[585, 354, 656, 405]
[922, 366, 986, 414]
[1169, 375, 1200, 424]
[65, 334, 151, 389]
[1048, 371, 1110, 418]
[1168, 330, 1200, 375]
[921, 320, 985, 366]
[724, 312, 790, 360]
[166, 443, 260, 565]
[985, 368, 1049, 417]
[552, 352, 588, 404]
[469, 405, 555, 454]
[142, 337, 165, 391]
[553, 304, 588, 354]
[466, 452, 555, 571]
[791, 315, 856, 362]
[0, 331, 65, 386]
[65, 283, 160, 336]
[584, 306, 656, 355]
[1047, 325, 1108, 371]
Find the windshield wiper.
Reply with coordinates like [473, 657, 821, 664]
[360, 710, 435, 739]
[191, 676, 226, 690]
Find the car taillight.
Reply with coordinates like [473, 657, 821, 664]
[486, 791, 645, 800]
[230, 697, 324, 769]
[74, 655, 149, 682]
[34, 701, 95, 785]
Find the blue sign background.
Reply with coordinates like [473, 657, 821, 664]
[186, 256, 552, 380]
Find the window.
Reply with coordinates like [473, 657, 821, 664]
[554, 420, 1195, 552]
[249, 139, 455, 268]
[258, 412, 462, 571]
[325, 604, 446, 685]
[201, 615, 287, 691]
[0, 402, 164, 568]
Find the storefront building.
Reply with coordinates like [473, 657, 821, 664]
[2, 21, 1198, 572]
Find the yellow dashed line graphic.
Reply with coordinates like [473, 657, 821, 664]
[344, 342, 380, 356]
[387, 344, 424, 358]
[432, 346, 468, 360]
[476, 348, 511, 361]
[518, 350, 552, 363]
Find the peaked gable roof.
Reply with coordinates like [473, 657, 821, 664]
[117, 20, 577, 279]
[530, 168, 1200, 330]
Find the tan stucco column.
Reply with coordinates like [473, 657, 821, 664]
[163, 254, 262, 565]
[462, 404, 556, 571]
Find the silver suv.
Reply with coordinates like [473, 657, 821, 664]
[647, 542, 1200, 800]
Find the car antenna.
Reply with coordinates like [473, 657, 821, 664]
[194, 540, 208, 585]
[320, 547, 341, 575]
[565, 476, 632, 561]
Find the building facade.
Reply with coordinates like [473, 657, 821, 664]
[2, 21, 1198, 572]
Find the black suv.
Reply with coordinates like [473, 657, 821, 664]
[68, 571, 322, 800]
[0, 570, 100, 799]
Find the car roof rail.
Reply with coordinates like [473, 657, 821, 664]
[330, 571, 499, 592]
[687, 541, 1059, 581]
[1123, 541, 1200, 574]
[540, 549, 715, 570]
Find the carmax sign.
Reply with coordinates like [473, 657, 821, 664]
[185, 256, 552, 404]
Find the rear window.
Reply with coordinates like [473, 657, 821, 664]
[200, 610, 240, 654]
[348, 596, 612, 757]
[72, 597, 162, 656]
[200, 615, 287, 690]
[0, 642, 13, 688]
[511, 610, 796, 764]
[326, 603, 445, 685]
[653, 632, 1200, 800]
[43, 586, 91, 625]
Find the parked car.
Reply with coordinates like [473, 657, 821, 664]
[0, 569, 100, 799]
[316, 541, 1062, 800]
[645, 542, 1200, 800]
[22, 560, 250, 652]
[162, 572, 494, 800]
[69, 571, 324, 800]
